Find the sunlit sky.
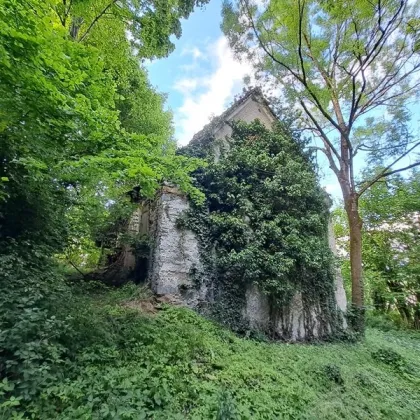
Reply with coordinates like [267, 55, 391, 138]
[146, 0, 419, 202]
[147, 0, 250, 145]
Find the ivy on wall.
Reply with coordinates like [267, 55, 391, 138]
[179, 121, 340, 337]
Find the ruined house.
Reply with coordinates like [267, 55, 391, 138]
[125, 88, 347, 340]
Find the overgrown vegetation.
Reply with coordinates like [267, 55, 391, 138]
[334, 172, 420, 329]
[0, 0, 207, 415]
[0, 0, 206, 277]
[1, 0, 420, 417]
[223, 0, 420, 332]
[179, 121, 342, 338]
[2, 284, 420, 419]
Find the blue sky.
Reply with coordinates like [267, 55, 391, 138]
[144, 0, 345, 199]
[146, 0, 253, 145]
[145, 0, 419, 201]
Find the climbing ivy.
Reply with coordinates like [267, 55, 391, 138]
[180, 121, 341, 338]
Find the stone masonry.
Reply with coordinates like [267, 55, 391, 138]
[127, 88, 347, 340]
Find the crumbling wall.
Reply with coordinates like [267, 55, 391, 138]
[122, 203, 151, 279]
[148, 186, 210, 307]
[241, 218, 347, 340]
[213, 96, 276, 142]
[243, 286, 335, 341]
[138, 92, 347, 340]
[209, 96, 276, 162]
[143, 191, 347, 340]
[122, 207, 142, 272]
[328, 219, 348, 315]
[135, 189, 347, 341]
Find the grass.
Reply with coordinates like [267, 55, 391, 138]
[5, 284, 420, 419]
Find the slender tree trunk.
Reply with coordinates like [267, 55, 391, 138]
[70, 17, 83, 39]
[387, 280, 412, 325]
[413, 293, 420, 329]
[345, 193, 365, 333]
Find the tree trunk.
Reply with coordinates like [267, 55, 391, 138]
[387, 280, 412, 325]
[345, 194, 365, 333]
[70, 17, 83, 40]
[413, 293, 420, 330]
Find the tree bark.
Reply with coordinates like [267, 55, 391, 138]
[345, 193, 365, 333]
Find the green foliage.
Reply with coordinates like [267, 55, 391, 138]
[180, 121, 340, 337]
[321, 364, 344, 386]
[0, 246, 72, 403]
[334, 172, 420, 329]
[366, 311, 408, 331]
[0, 0, 205, 272]
[60, 0, 209, 57]
[371, 348, 406, 370]
[223, 0, 420, 331]
[0, 0, 207, 416]
[222, 0, 420, 167]
[2, 282, 420, 419]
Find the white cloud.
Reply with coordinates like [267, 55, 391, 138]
[181, 46, 204, 60]
[175, 36, 252, 145]
[173, 78, 199, 95]
[324, 183, 340, 195]
[179, 62, 200, 72]
[323, 181, 342, 205]
[254, 0, 268, 8]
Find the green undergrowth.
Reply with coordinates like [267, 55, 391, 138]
[2, 284, 420, 419]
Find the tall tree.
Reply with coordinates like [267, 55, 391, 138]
[222, 0, 420, 331]
[52, 0, 209, 57]
[0, 0, 205, 257]
[334, 172, 420, 328]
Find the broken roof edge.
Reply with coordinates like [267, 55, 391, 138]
[188, 87, 278, 146]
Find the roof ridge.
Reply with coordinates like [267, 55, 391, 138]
[188, 87, 275, 145]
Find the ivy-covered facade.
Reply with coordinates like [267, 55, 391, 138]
[131, 89, 347, 340]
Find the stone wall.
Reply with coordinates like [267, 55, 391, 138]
[211, 96, 276, 162]
[328, 220, 347, 314]
[148, 185, 210, 307]
[122, 203, 151, 274]
[241, 218, 347, 340]
[137, 92, 347, 340]
[213, 96, 276, 141]
[145, 186, 347, 340]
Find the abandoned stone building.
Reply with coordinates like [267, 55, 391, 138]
[125, 88, 347, 340]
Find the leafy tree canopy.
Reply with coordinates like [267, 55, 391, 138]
[0, 0, 204, 259]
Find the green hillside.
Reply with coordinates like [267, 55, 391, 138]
[3, 284, 418, 419]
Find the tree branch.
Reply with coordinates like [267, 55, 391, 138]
[300, 99, 341, 175]
[297, 0, 307, 84]
[241, 0, 344, 134]
[358, 140, 420, 195]
[66, 255, 87, 278]
[78, 0, 118, 42]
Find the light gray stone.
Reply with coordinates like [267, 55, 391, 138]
[328, 219, 348, 316]
[213, 95, 276, 142]
[243, 285, 327, 341]
[148, 186, 208, 307]
[241, 217, 348, 340]
[243, 284, 270, 330]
